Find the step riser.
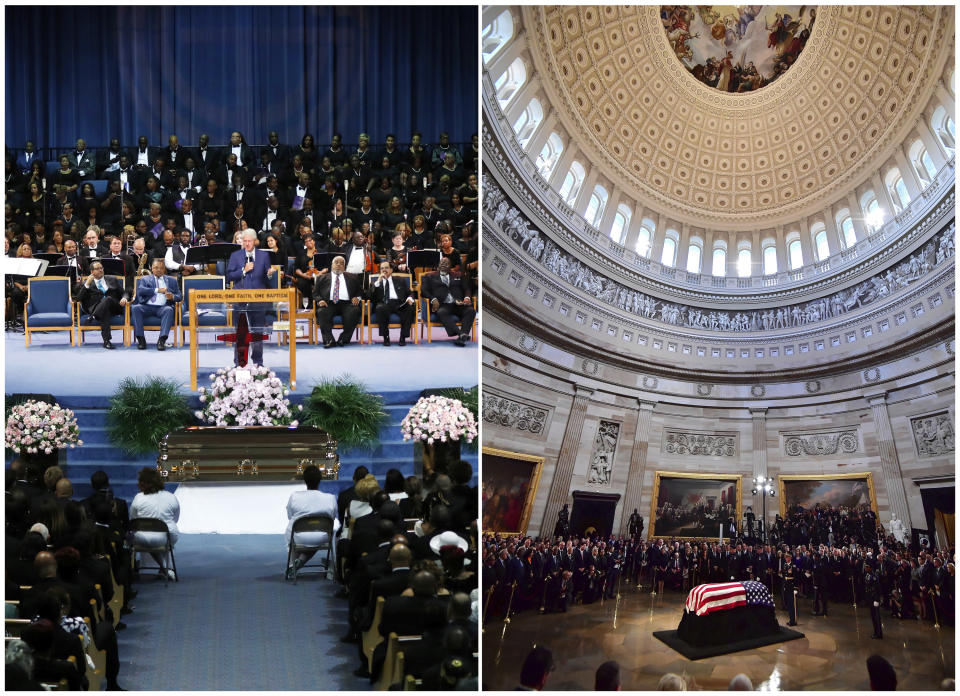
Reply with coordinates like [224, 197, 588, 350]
[14, 400, 477, 506]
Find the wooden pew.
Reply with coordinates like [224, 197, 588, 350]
[362, 595, 385, 671]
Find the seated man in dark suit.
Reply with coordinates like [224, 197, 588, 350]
[131, 258, 181, 350]
[369, 261, 415, 346]
[312, 254, 362, 348]
[419, 257, 475, 346]
[21, 551, 95, 626]
[74, 260, 129, 349]
[56, 238, 83, 272]
[367, 570, 449, 680]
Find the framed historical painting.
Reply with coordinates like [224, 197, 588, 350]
[778, 473, 877, 516]
[481, 447, 543, 535]
[650, 471, 742, 539]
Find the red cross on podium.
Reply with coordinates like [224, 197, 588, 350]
[216, 313, 269, 367]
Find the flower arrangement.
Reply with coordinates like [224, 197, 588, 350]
[5, 399, 82, 454]
[401, 394, 478, 445]
[196, 366, 301, 427]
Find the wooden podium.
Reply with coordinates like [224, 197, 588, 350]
[187, 288, 298, 391]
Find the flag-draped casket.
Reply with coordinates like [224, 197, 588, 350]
[677, 581, 781, 647]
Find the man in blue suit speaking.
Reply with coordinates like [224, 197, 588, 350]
[225, 229, 276, 366]
[132, 258, 182, 350]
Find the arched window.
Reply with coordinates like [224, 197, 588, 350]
[931, 106, 956, 151]
[583, 185, 608, 227]
[787, 241, 808, 271]
[535, 133, 564, 179]
[762, 245, 778, 275]
[859, 192, 883, 231]
[918, 149, 937, 182]
[558, 161, 585, 205]
[909, 139, 938, 184]
[494, 57, 526, 108]
[712, 246, 726, 277]
[482, 10, 514, 63]
[832, 210, 855, 247]
[884, 168, 910, 211]
[636, 219, 654, 257]
[610, 204, 631, 244]
[512, 98, 543, 149]
[661, 233, 677, 267]
[736, 247, 752, 277]
[686, 242, 702, 273]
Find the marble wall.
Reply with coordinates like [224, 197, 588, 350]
[482, 321, 955, 539]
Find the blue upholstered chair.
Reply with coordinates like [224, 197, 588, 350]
[75, 275, 129, 346]
[90, 179, 109, 197]
[316, 304, 366, 345]
[24, 277, 75, 347]
[177, 275, 228, 346]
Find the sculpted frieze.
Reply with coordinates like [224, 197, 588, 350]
[911, 412, 955, 457]
[783, 430, 859, 456]
[481, 392, 549, 436]
[663, 430, 737, 457]
[587, 420, 620, 485]
[483, 174, 955, 335]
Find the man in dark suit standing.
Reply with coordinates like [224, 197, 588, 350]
[261, 131, 291, 170]
[225, 229, 276, 366]
[192, 133, 219, 174]
[131, 259, 181, 350]
[369, 261, 415, 346]
[313, 255, 362, 348]
[419, 257, 475, 346]
[163, 134, 188, 176]
[16, 141, 41, 175]
[131, 135, 157, 170]
[71, 138, 95, 180]
[96, 138, 127, 177]
[74, 260, 129, 349]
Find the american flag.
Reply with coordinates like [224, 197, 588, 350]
[685, 580, 775, 616]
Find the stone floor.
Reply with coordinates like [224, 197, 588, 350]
[481, 585, 955, 690]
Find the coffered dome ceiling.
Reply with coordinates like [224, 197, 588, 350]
[526, 5, 953, 227]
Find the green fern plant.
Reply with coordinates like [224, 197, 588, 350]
[301, 375, 388, 450]
[106, 378, 193, 455]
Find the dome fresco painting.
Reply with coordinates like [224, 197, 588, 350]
[662, 5, 816, 92]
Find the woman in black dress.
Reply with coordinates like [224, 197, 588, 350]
[49, 156, 79, 195]
[296, 133, 319, 172]
[446, 192, 472, 234]
[199, 179, 223, 227]
[75, 182, 98, 220]
[380, 196, 408, 235]
[21, 181, 51, 227]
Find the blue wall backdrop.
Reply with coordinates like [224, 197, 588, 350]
[5, 5, 478, 150]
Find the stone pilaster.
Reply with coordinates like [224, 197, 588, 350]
[541, 385, 593, 536]
[619, 400, 656, 536]
[750, 408, 770, 528]
[867, 393, 912, 527]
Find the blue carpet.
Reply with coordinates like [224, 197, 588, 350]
[5, 331, 478, 395]
[117, 534, 369, 691]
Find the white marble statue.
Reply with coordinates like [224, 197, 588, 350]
[889, 513, 906, 545]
